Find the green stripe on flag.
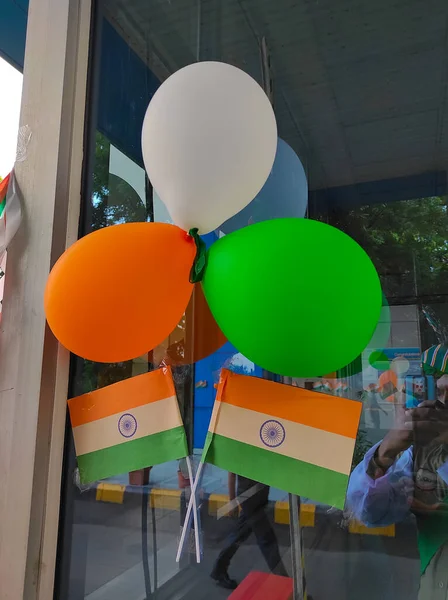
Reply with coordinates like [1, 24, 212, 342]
[77, 426, 188, 483]
[203, 433, 349, 509]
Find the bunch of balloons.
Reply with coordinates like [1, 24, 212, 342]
[45, 61, 382, 377]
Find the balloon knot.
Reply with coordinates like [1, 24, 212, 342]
[188, 228, 207, 283]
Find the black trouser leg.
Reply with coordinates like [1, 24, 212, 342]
[246, 506, 288, 576]
[213, 512, 252, 573]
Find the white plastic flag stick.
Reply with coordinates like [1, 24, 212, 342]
[185, 456, 201, 563]
[176, 461, 204, 562]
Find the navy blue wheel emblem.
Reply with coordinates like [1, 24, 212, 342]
[260, 420, 285, 448]
[118, 413, 138, 438]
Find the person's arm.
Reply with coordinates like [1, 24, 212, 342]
[348, 388, 448, 526]
[347, 394, 415, 526]
[346, 442, 414, 526]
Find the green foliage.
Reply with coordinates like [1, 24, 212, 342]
[91, 131, 147, 230]
[351, 428, 371, 471]
[78, 132, 149, 393]
[332, 196, 448, 300]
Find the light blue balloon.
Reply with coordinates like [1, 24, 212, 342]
[220, 138, 308, 234]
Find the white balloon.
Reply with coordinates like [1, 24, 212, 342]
[141, 61, 277, 234]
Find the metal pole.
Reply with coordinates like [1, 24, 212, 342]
[260, 36, 274, 105]
[260, 40, 305, 597]
[196, 0, 202, 62]
[151, 504, 158, 595]
[289, 494, 304, 600]
[265, 373, 305, 600]
[141, 486, 152, 598]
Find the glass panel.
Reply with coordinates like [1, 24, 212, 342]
[55, 1, 448, 599]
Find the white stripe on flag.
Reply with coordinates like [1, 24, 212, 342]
[73, 395, 181, 455]
[212, 402, 355, 475]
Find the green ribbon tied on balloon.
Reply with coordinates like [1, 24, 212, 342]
[188, 228, 207, 284]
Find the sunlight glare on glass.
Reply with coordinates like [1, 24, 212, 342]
[0, 58, 23, 179]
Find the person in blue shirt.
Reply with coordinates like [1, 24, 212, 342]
[347, 375, 448, 599]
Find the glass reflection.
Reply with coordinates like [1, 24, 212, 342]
[56, 0, 448, 598]
[211, 475, 289, 590]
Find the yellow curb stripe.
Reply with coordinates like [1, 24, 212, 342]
[274, 501, 289, 525]
[208, 493, 231, 516]
[300, 503, 315, 527]
[150, 488, 181, 511]
[95, 483, 126, 504]
[274, 501, 316, 527]
[348, 520, 395, 537]
[207, 493, 244, 517]
[93, 487, 395, 539]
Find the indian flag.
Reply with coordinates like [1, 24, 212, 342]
[0, 174, 10, 220]
[68, 367, 188, 483]
[203, 369, 362, 508]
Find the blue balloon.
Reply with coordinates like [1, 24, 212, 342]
[219, 138, 308, 234]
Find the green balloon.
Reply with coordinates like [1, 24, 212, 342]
[202, 218, 382, 378]
[331, 293, 390, 377]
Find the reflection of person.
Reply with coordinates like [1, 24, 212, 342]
[362, 386, 387, 431]
[347, 375, 448, 599]
[211, 474, 288, 590]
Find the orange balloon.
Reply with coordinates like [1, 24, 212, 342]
[152, 283, 226, 366]
[45, 223, 195, 362]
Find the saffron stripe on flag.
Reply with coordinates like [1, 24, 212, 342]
[69, 368, 176, 427]
[217, 369, 360, 438]
[204, 433, 349, 509]
[78, 426, 188, 484]
[72, 395, 181, 455]
[212, 401, 355, 475]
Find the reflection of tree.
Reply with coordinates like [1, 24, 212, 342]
[331, 197, 448, 301]
[76, 132, 149, 396]
[91, 131, 147, 230]
[78, 359, 133, 394]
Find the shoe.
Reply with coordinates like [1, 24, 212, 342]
[210, 568, 238, 590]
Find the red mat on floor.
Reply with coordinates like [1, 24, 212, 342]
[229, 571, 293, 599]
